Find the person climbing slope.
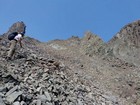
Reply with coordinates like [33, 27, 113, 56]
[7, 32, 24, 60]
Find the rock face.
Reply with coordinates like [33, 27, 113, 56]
[0, 20, 140, 105]
[116, 20, 140, 47]
[104, 20, 140, 66]
[7, 21, 26, 34]
[80, 31, 105, 56]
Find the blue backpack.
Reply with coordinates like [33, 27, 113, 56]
[8, 32, 18, 40]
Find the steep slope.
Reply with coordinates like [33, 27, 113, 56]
[43, 33, 140, 105]
[0, 20, 140, 105]
[40, 20, 140, 105]
[0, 23, 121, 105]
[104, 20, 140, 67]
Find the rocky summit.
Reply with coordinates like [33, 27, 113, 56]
[0, 20, 140, 105]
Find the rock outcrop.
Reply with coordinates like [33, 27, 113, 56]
[7, 21, 26, 35]
[104, 20, 140, 67]
[80, 31, 105, 56]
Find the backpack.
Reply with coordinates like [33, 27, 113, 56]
[8, 32, 18, 40]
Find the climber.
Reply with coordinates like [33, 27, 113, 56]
[6, 32, 24, 60]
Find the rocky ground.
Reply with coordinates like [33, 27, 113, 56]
[0, 20, 140, 105]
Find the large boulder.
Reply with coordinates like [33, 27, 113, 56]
[7, 21, 26, 35]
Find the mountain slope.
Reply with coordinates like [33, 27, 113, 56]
[0, 20, 140, 105]
[104, 20, 140, 67]
[42, 29, 139, 105]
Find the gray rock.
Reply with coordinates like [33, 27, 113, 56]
[102, 94, 117, 103]
[45, 102, 53, 105]
[0, 97, 5, 105]
[44, 91, 51, 102]
[37, 95, 47, 102]
[0, 86, 7, 92]
[5, 85, 18, 96]
[77, 99, 83, 105]
[7, 21, 26, 35]
[105, 20, 140, 67]
[37, 99, 41, 105]
[13, 101, 20, 105]
[36, 87, 42, 92]
[20, 101, 27, 105]
[0, 93, 4, 97]
[29, 100, 37, 105]
[6, 91, 23, 103]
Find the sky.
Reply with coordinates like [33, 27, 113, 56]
[0, 0, 140, 42]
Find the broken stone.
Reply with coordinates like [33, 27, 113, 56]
[0, 97, 5, 105]
[30, 100, 37, 105]
[13, 101, 20, 105]
[36, 87, 42, 92]
[37, 95, 47, 102]
[6, 91, 23, 103]
[77, 99, 83, 105]
[44, 91, 51, 102]
[5, 85, 18, 96]
[20, 101, 27, 105]
[37, 99, 41, 105]
[0, 93, 4, 97]
[45, 102, 53, 105]
[0, 86, 7, 94]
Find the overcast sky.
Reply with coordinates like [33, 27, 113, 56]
[0, 0, 140, 42]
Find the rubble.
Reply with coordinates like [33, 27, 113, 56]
[0, 47, 120, 105]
